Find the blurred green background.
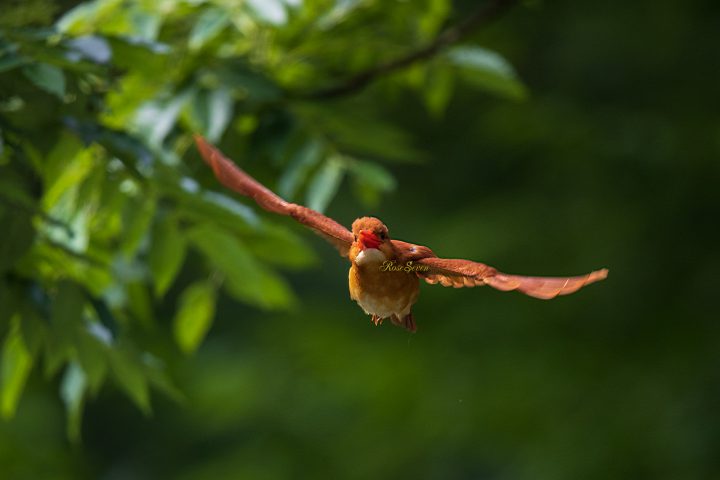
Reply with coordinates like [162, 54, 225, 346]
[1, 0, 719, 478]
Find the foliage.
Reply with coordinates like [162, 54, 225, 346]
[0, 0, 523, 441]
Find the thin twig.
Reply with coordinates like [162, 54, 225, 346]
[297, 0, 521, 100]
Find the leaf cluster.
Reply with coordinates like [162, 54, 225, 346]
[0, 0, 524, 439]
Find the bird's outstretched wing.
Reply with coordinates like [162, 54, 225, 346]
[195, 135, 353, 257]
[413, 256, 608, 299]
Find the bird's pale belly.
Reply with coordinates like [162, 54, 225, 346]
[349, 254, 419, 319]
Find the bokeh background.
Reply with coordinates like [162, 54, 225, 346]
[1, 0, 719, 479]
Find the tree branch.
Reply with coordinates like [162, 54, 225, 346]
[298, 0, 521, 100]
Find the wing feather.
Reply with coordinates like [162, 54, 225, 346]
[415, 257, 608, 299]
[195, 135, 353, 256]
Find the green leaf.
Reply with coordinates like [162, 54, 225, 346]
[40, 282, 83, 377]
[149, 215, 187, 297]
[317, 0, 363, 29]
[60, 361, 87, 443]
[108, 347, 151, 415]
[43, 334, 72, 379]
[293, 103, 422, 163]
[188, 7, 231, 51]
[75, 327, 108, 395]
[121, 196, 156, 256]
[17, 308, 45, 357]
[216, 61, 281, 103]
[305, 156, 344, 213]
[347, 159, 396, 192]
[22, 62, 66, 99]
[346, 158, 396, 207]
[423, 64, 454, 116]
[445, 46, 527, 100]
[143, 358, 184, 404]
[0, 53, 26, 73]
[187, 224, 295, 309]
[186, 88, 233, 142]
[161, 176, 260, 237]
[278, 139, 323, 199]
[133, 89, 193, 148]
[243, 223, 317, 269]
[56, 2, 100, 34]
[42, 136, 94, 211]
[0, 207, 35, 274]
[44, 131, 84, 185]
[173, 281, 217, 354]
[126, 281, 153, 328]
[51, 281, 85, 346]
[1, 316, 33, 418]
[247, 0, 288, 25]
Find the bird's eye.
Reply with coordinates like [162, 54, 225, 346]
[378, 232, 386, 239]
[354, 234, 358, 241]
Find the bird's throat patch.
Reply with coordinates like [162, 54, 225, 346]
[355, 248, 386, 266]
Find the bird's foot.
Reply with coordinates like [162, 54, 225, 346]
[371, 314, 383, 326]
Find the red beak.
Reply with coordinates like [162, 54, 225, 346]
[359, 230, 382, 250]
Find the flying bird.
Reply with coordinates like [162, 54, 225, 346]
[194, 136, 608, 332]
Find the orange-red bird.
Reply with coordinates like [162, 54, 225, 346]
[194, 136, 608, 332]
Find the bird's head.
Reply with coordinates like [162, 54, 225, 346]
[352, 217, 390, 249]
[350, 217, 393, 265]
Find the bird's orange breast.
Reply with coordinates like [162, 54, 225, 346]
[349, 260, 419, 319]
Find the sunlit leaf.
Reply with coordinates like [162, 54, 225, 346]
[134, 89, 193, 148]
[149, 214, 187, 297]
[42, 135, 94, 211]
[66, 35, 112, 64]
[56, 2, 100, 34]
[247, 0, 288, 25]
[121, 196, 156, 256]
[173, 281, 217, 354]
[188, 7, 231, 51]
[161, 177, 262, 238]
[317, 0, 363, 29]
[445, 46, 527, 100]
[186, 87, 234, 142]
[0, 316, 33, 418]
[305, 156, 344, 213]
[60, 361, 87, 443]
[187, 224, 295, 309]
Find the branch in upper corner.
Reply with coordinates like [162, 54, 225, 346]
[295, 0, 522, 100]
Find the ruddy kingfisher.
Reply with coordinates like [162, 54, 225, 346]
[194, 136, 608, 332]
